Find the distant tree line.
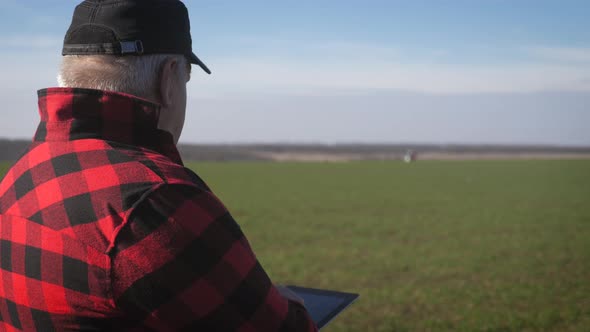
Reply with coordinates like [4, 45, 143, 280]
[1, 139, 589, 162]
[0, 139, 30, 161]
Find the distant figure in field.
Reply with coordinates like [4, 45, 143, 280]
[404, 150, 418, 163]
[0, 1, 317, 331]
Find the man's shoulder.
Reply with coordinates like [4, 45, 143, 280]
[1, 139, 209, 250]
[89, 140, 213, 195]
[105, 141, 205, 188]
[6, 139, 196, 187]
[0, 139, 206, 217]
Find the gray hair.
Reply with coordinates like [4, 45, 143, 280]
[57, 54, 188, 101]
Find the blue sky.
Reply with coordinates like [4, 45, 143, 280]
[0, 0, 589, 145]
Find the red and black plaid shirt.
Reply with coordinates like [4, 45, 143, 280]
[0, 88, 317, 332]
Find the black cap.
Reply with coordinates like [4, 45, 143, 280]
[63, 0, 211, 74]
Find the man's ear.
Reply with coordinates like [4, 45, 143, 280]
[159, 58, 178, 107]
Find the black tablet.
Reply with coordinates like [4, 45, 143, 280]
[286, 286, 359, 330]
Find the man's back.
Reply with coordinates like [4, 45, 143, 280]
[0, 88, 317, 331]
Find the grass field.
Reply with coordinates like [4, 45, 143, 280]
[2, 160, 590, 331]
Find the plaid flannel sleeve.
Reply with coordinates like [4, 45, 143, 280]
[111, 184, 318, 331]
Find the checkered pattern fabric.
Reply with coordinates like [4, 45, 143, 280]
[0, 88, 317, 331]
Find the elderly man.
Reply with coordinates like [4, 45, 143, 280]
[0, 1, 317, 331]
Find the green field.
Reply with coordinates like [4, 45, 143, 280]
[2, 160, 590, 331]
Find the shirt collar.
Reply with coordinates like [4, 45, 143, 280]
[34, 87, 183, 165]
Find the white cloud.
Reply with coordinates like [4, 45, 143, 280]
[236, 38, 403, 61]
[188, 41, 590, 96]
[194, 57, 590, 97]
[527, 46, 590, 64]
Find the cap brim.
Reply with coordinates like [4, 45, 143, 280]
[189, 52, 211, 74]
